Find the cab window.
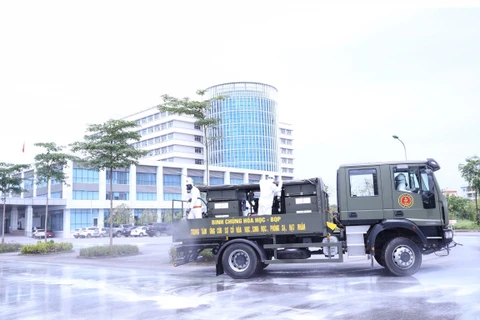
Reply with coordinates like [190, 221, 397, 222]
[349, 169, 378, 197]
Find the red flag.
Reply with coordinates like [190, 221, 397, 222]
[22, 142, 25, 153]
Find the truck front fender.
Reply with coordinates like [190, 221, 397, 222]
[366, 219, 428, 254]
[215, 239, 267, 276]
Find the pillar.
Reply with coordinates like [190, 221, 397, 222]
[63, 208, 71, 238]
[25, 206, 33, 237]
[10, 207, 18, 231]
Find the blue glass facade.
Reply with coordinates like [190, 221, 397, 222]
[206, 82, 279, 172]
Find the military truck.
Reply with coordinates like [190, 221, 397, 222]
[171, 158, 455, 279]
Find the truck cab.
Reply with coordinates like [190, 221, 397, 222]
[337, 158, 448, 227]
[336, 158, 453, 272]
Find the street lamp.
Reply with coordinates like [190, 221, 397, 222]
[392, 135, 407, 160]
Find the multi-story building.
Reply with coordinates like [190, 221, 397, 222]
[1, 81, 295, 238]
[461, 186, 477, 202]
[206, 82, 280, 172]
[126, 81, 294, 179]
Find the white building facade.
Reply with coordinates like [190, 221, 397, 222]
[2, 160, 291, 239]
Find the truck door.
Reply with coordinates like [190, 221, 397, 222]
[341, 166, 384, 225]
[388, 165, 443, 226]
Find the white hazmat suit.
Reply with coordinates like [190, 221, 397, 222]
[258, 175, 283, 215]
[186, 177, 203, 219]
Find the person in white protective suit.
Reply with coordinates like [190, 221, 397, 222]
[185, 177, 203, 219]
[258, 175, 283, 215]
[394, 173, 409, 192]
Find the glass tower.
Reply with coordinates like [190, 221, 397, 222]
[206, 82, 279, 172]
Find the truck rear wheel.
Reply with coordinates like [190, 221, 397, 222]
[382, 237, 422, 276]
[222, 243, 259, 279]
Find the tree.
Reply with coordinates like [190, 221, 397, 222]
[34, 142, 76, 243]
[107, 203, 133, 226]
[446, 194, 476, 220]
[0, 163, 30, 244]
[157, 89, 226, 185]
[70, 119, 147, 245]
[459, 156, 480, 223]
[137, 209, 158, 225]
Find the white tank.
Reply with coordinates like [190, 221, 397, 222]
[322, 236, 339, 257]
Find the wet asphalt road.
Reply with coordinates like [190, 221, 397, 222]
[0, 233, 479, 320]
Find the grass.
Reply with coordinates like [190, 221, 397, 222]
[451, 219, 479, 231]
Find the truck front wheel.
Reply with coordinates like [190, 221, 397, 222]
[382, 237, 422, 276]
[222, 243, 259, 279]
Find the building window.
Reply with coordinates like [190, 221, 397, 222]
[210, 177, 224, 185]
[73, 191, 99, 200]
[195, 159, 203, 165]
[136, 192, 157, 201]
[163, 174, 181, 187]
[191, 176, 204, 185]
[194, 124, 201, 130]
[164, 193, 182, 201]
[194, 135, 203, 142]
[70, 209, 99, 230]
[51, 192, 63, 199]
[106, 192, 129, 200]
[230, 178, 243, 184]
[106, 171, 129, 185]
[73, 168, 99, 183]
[195, 147, 203, 154]
[136, 173, 157, 186]
[24, 177, 34, 193]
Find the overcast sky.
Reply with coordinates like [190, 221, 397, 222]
[1, 1, 479, 196]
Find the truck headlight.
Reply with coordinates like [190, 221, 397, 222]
[444, 230, 453, 239]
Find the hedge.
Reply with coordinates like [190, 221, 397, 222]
[20, 241, 73, 255]
[79, 245, 139, 258]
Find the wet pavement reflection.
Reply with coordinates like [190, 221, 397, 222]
[1, 233, 479, 320]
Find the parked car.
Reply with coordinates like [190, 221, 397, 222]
[146, 222, 172, 237]
[113, 224, 135, 237]
[130, 226, 148, 237]
[33, 229, 55, 239]
[73, 228, 87, 239]
[99, 227, 110, 237]
[79, 227, 101, 238]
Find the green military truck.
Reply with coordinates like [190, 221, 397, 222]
[171, 158, 455, 279]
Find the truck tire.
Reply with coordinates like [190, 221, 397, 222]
[382, 237, 422, 276]
[222, 243, 259, 279]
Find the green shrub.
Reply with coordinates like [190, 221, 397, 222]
[79, 245, 139, 258]
[0, 243, 23, 253]
[20, 241, 73, 255]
